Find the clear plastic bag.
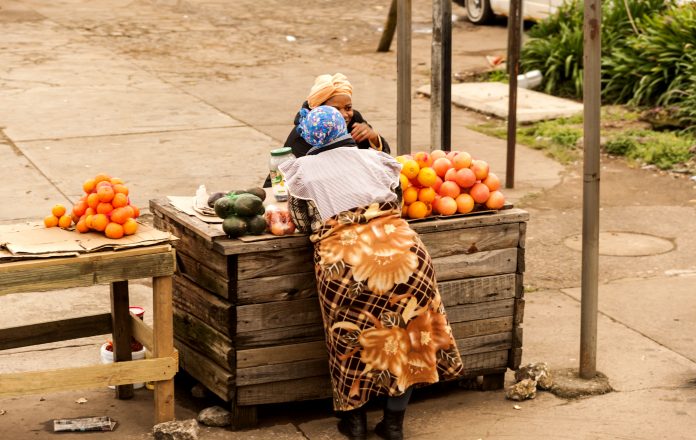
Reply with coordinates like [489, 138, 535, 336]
[264, 204, 296, 236]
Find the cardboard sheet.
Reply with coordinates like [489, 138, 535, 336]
[0, 221, 175, 261]
[167, 196, 223, 224]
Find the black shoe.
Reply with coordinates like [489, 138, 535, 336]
[375, 409, 405, 440]
[337, 407, 367, 440]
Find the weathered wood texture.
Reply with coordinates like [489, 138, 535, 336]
[150, 200, 528, 409]
[0, 245, 175, 295]
[0, 313, 112, 350]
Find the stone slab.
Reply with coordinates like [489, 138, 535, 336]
[417, 82, 584, 123]
[15, 126, 276, 213]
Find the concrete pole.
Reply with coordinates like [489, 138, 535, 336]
[505, 0, 522, 188]
[397, 0, 412, 155]
[431, 0, 443, 151]
[580, 0, 601, 380]
[441, 0, 452, 151]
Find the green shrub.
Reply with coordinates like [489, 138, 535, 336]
[620, 130, 693, 169]
[604, 137, 636, 155]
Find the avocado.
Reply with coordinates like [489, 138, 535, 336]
[246, 214, 267, 235]
[233, 194, 264, 217]
[245, 187, 267, 202]
[207, 192, 227, 208]
[222, 215, 248, 238]
[214, 196, 235, 219]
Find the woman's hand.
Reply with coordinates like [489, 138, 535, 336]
[350, 122, 380, 146]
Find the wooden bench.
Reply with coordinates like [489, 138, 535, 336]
[151, 198, 527, 428]
[0, 243, 178, 424]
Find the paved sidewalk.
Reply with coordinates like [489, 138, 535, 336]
[1, 1, 695, 439]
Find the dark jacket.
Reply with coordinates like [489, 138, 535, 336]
[263, 102, 391, 187]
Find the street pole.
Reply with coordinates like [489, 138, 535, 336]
[431, 0, 452, 152]
[397, 0, 412, 155]
[580, 0, 601, 380]
[505, 0, 522, 188]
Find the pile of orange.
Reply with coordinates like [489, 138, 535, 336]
[397, 150, 506, 219]
[44, 173, 140, 239]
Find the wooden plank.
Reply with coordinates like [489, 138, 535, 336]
[150, 199, 224, 244]
[173, 308, 234, 370]
[111, 280, 133, 399]
[460, 349, 508, 373]
[509, 347, 523, 370]
[153, 275, 175, 424]
[175, 339, 234, 402]
[432, 248, 517, 282]
[450, 316, 513, 339]
[515, 273, 524, 298]
[235, 324, 325, 349]
[176, 251, 230, 299]
[0, 313, 112, 350]
[173, 273, 233, 336]
[518, 222, 527, 249]
[236, 272, 317, 305]
[420, 223, 520, 259]
[438, 274, 516, 307]
[517, 247, 526, 273]
[236, 297, 321, 333]
[410, 208, 529, 235]
[237, 341, 327, 369]
[0, 356, 177, 397]
[130, 313, 153, 352]
[237, 247, 314, 280]
[514, 299, 525, 325]
[456, 332, 512, 356]
[236, 358, 329, 386]
[236, 375, 333, 406]
[0, 246, 175, 295]
[512, 326, 523, 348]
[444, 299, 515, 323]
[155, 210, 229, 276]
[213, 234, 312, 256]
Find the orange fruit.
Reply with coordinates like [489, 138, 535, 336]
[112, 192, 128, 208]
[104, 222, 124, 239]
[58, 214, 72, 229]
[399, 173, 410, 190]
[44, 215, 59, 228]
[416, 167, 438, 187]
[470, 182, 491, 204]
[444, 167, 458, 182]
[403, 186, 419, 205]
[97, 185, 115, 203]
[432, 158, 453, 178]
[407, 201, 428, 219]
[112, 184, 129, 195]
[430, 149, 447, 160]
[438, 181, 461, 199]
[418, 187, 437, 204]
[123, 218, 138, 235]
[83, 179, 96, 194]
[96, 180, 112, 190]
[470, 159, 490, 180]
[453, 151, 473, 169]
[455, 193, 475, 214]
[93, 173, 112, 184]
[413, 152, 433, 169]
[97, 202, 114, 215]
[395, 155, 409, 165]
[432, 176, 443, 192]
[401, 159, 420, 180]
[86, 193, 100, 210]
[91, 213, 109, 232]
[51, 204, 66, 217]
[483, 172, 501, 191]
[110, 207, 132, 225]
[486, 190, 506, 209]
[85, 214, 94, 229]
[130, 205, 140, 218]
[72, 201, 87, 217]
[454, 168, 477, 189]
[110, 177, 124, 185]
[75, 217, 90, 233]
[434, 196, 457, 215]
[84, 207, 96, 216]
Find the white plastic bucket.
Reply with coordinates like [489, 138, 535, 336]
[100, 343, 146, 389]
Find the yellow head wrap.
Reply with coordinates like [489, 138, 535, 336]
[306, 73, 353, 109]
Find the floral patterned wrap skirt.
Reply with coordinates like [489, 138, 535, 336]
[310, 202, 463, 411]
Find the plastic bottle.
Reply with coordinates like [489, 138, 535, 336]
[195, 184, 208, 208]
[517, 70, 543, 89]
[269, 147, 296, 202]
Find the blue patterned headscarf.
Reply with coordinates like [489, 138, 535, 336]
[297, 105, 348, 148]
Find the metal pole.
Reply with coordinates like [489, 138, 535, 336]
[580, 0, 601, 380]
[397, 0, 412, 155]
[431, 0, 443, 151]
[505, 0, 522, 188]
[441, 0, 452, 151]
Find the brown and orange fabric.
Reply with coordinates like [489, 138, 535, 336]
[307, 202, 463, 411]
[307, 73, 353, 109]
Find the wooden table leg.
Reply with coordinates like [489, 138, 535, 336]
[110, 280, 133, 399]
[153, 275, 175, 423]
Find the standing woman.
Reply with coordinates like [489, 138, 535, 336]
[279, 106, 463, 440]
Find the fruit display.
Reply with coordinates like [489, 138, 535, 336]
[44, 173, 140, 239]
[213, 188, 268, 238]
[397, 150, 506, 220]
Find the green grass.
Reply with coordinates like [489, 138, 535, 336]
[469, 105, 696, 170]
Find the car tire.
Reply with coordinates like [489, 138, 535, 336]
[466, 0, 494, 24]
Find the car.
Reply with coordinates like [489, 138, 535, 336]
[455, 0, 564, 25]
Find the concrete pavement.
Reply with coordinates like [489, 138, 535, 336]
[1, 0, 695, 439]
